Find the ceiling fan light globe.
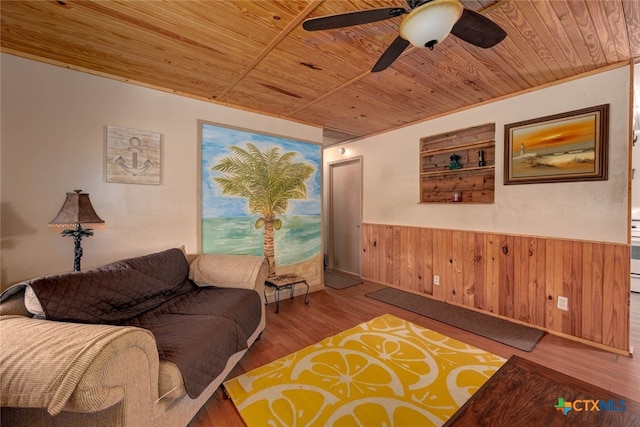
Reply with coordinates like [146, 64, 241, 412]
[399, 0, 463, 49]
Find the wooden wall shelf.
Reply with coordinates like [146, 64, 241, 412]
[420, 165, 495, 177]
[420, 123, 496, 204]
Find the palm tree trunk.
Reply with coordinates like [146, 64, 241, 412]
[263, 218, 276, 276]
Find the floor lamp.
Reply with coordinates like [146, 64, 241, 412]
[49, 189, 104, 271]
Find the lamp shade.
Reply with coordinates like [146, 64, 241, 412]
[49, 189, 104, 226]
[399, 0, 463, 49]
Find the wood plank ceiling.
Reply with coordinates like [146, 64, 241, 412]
[2, 0, 639, 145]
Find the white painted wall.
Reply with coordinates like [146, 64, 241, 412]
[0, 54, 322, 288]
[325, 65, 631, 244]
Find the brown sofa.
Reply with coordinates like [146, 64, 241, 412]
[0, 248, 268, 426]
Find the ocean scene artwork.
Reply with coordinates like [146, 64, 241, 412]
[201, 216, 321, 266]
[510, 115, 597, 178]
[505, 105, 608, 184]
[199, 122, 321, 270]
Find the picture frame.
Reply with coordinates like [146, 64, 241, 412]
[504, 104, 609, 185]
[106, 125, 161, 185]
[198, 120, 322, 284]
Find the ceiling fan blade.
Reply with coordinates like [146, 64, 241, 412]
[303, 7, 406, 31]
[450, 9, 507, 48]
[371, 36, 410, 73]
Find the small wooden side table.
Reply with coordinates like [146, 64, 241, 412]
[264, 274, 309, 313]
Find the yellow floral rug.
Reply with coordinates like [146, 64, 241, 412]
[224, 314, 505, 427]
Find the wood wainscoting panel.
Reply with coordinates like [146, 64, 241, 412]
[484, 234, 501, 315]
[360, 223, 630, 353]
[581, 242, 604, 344]
[415, 227, 433, 296]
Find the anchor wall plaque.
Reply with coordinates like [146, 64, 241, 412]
[106, 125, 161, 184]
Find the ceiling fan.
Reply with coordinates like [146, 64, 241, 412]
[303, 0, 507, 72]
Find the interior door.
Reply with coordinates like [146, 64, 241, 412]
[329, 158, 362, 275]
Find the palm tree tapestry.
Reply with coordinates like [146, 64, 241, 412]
[200, 122, 322, 281]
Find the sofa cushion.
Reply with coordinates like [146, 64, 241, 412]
[189, 254, 267, 289]
[28, 268, 188, 324]
[126, 286, 262, 398]
[116, 248, 190, 289]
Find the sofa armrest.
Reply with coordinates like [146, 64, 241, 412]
[188, 254, 268, 294]
[1, 315, 159, 422]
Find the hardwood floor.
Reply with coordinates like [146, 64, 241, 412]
[188, 282, 640, 426]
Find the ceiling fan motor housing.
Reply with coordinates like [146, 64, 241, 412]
[399, 0, 464, 49]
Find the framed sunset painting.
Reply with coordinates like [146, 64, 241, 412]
[198, 121, 322, 284]
[504, 104, 609, 184]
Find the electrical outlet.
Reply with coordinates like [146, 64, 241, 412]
[433, 275, 440, 286]
[557, 296, 569, 311]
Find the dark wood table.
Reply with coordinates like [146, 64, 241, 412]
[444, 355, 640, 427]
[264, 274, 309, 313]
